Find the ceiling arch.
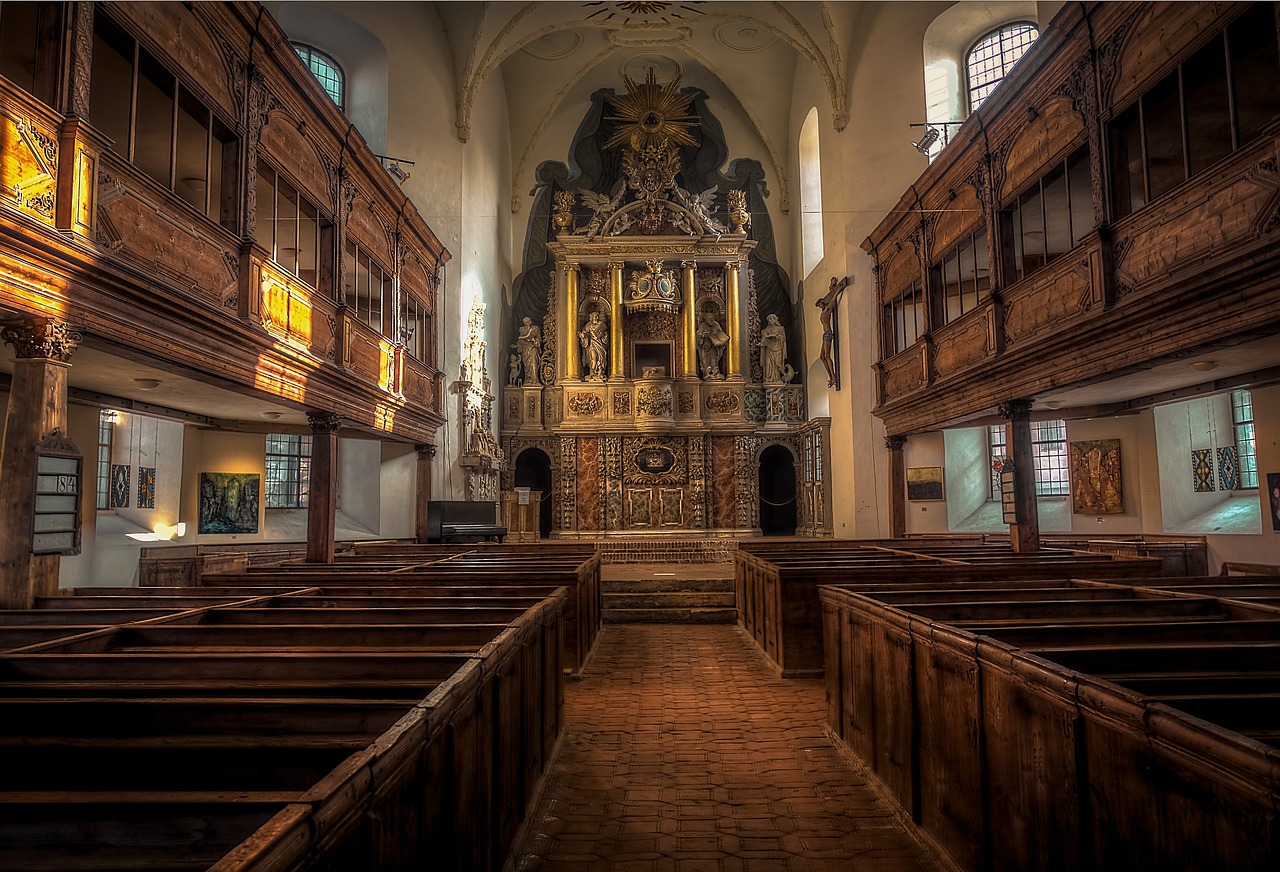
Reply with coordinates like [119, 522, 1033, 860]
[442, 2, 851, 145]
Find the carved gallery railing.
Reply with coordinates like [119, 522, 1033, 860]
[0, 2, 449, 444]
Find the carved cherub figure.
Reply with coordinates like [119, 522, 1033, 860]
[579, 179, 626, 239]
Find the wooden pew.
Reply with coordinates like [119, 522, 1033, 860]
[735, 540, 1161, 676]
[820, 579, 1280, 872]
[0, 582, 567, 872]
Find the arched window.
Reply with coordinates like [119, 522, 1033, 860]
[966, 23, 1038, 111]
[292, 42, 345, 111]
[799, 107, 824, 280]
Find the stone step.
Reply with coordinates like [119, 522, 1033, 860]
[602, 591, 735, 610]
[602, 607, 737, 624]
[601, 577, 734, 594]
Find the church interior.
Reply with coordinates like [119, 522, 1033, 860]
[0, 1, 1279, 869]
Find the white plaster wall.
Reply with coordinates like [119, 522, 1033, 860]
[379, 441, 417, 539]
[903, 431, 948, 533]
[337, 437, 382, 533]
[109, 413, 184, 535]
[272, 2, 390, 154]
[791, 3, 946, 537]
[1154, 395, 1237, 529]
[944, 426, 990, 528]
[181, 429, 267, 544]
[1205, 384, 1280, 570]
[1063, 413, 1149, 535]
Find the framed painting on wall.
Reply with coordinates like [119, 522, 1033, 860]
[1269, 472, 1280, 533]
[198, 472, 260, 534]
[906, 467, 944, 501]
[1069, 439, 1123, 514]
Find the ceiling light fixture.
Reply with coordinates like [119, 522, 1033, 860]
[1190, 360, 1219, 372]
[134, 378, 162, 390]
[261, 411, 283, 420]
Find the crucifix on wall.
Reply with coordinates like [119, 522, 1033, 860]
[816, 275, 848, 390]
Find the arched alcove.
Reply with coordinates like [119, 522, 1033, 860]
[514, 447, 554, 537]
[759, 444, 797, 536]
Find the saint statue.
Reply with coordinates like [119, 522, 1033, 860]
[696, 311, 729, 379]
[579, 311, 609, 380]
[760, 313, 790, 384]
[515, 316, 541, 386]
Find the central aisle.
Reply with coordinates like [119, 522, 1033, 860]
[514, 624, 945, 871]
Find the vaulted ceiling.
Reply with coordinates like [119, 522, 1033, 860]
[436, 1, 860, 214]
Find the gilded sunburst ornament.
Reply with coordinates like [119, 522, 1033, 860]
[583, 2, 706, 26]
[604, 67, 701, 152]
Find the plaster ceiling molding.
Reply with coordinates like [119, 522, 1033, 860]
[713, 20, 778, 53]
[522, 30, 584, 61]
[618, 52, 683, 84]
[452, 1, 851, 143]
[606, 27, 692, 48]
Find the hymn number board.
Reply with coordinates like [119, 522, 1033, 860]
[33, 431, 83, 555]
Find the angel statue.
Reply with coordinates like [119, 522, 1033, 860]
[580, 179, 626, 239]
[673, 185, 726, 237]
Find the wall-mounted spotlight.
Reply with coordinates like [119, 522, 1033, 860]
[912, 126, 941, 154]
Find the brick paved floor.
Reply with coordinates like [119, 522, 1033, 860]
[513, 624, 946, 872]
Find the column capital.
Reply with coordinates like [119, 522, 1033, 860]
[607, 261, 625, 271]
[680, 260, 697, 271]
[884, 435, 907, 451]
[1, 318, 83, 362]
[997, 398, 1034, 421]
[416, 442, 437, 460]
[563, 262, 581, 274]
[307, 411, 343, 434]
[724, 260, 740, 274]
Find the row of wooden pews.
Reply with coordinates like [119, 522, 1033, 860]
[735, 539, 1163, 677]
[0, 542, 603, 871]
[210, 542, 602, 674]
[819, 573, 1280, 872]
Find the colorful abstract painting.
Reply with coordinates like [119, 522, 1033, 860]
[1191, 449, 1215, 493]
[110, 464, 130, 509]
[1217, 447, 1239, 491]
[137, 466, 156, 509]
[1069, 439, 1123, 514]
[198, 472, 260, 534]
[906, 467, 944, 501]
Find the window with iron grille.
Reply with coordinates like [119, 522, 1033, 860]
[966, 23, 1039, 112]
[265, 434, 312, 509]
[1232, 389, 1258, 489]
[292, 43, 344, 111]
[989, 420, 1069, 498]
[96, 411, 115, 510]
